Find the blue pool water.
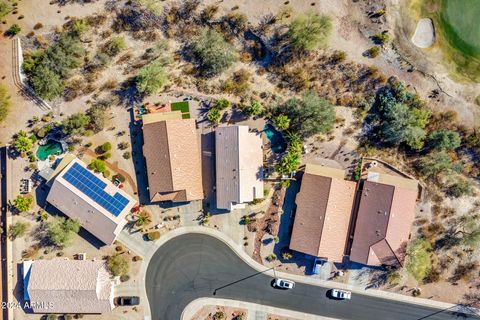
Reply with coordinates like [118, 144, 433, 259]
[263, 123, 287, 154]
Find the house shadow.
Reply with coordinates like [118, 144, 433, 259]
[13, 263, 33, 314]
[127, 108, 150, 205]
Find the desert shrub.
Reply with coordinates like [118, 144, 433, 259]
[147, 231, 160, 241]
[14, 131, 33, 153]
[222, 69, 250, 95]
[366, 46, 380, 58]
[123, 151, 131, 159]
[7, 23, 21, 36]
[9, 222, 30, 239]
[189, 27, 238, 76]
[214, 98, 230, 110]
[88, 159, 107, 173]
[62, 113, 90, 135]
[207, 107, 221, 125]
[448, 179, 474, 198]
[101, 142, 112, 152]
[213, 312, 225, 320]
[0, 1, 13, 19]
[417, 151, 455, 178]
[136, 61, 168, 94]
[86, 106, 108, 133]
[387, 271, 400, 285]
[244, 101, 263, 117]
[103, 37, 126, 57]
[266, 253, 277, 262]
[288, 12, 332, 51]
[107, 254, 129, 276]
[372, 30, 390, 45]
[272, 114, 290, 131]
[137, 0, 164, 15]
[46, 216, 81, 247]
[406, 239, 432, 282]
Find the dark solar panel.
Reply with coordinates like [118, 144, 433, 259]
[63, 162, 129, 217]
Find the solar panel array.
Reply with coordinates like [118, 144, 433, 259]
[63, 162, 130, 217]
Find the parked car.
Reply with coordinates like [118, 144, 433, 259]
[328, 289, 351, 300]
[273, 278, 295, 289]
[312, 258, 325, 274]
[115, 296, 140, 306]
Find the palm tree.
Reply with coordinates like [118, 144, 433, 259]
[135, 211, 152, 229]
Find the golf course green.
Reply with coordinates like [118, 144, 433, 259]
[440, 0, 480, 58]
[438, 0, 480, 81]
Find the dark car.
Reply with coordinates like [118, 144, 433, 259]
[115, 296, 140, 306]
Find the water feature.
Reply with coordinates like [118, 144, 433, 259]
[263, 123, 287, 154]
[36, 140, 64, 161]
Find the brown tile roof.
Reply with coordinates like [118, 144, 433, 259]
[143, 119, 203, 202]
[289, 164, 355, 262]
[349, 179, 417, 266]
[26, 259, 113, 314]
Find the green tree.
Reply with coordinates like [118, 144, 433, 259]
[9, 222, 29, 239]
[207, 107, 221, 125]
[14, 131, 33, 153]
[417, 151, 454, 178]
[136, 61, 168, 95]
[88, 159, 107, 173]
[31, 65, 64, 100]
[278, 91, 335, 138]
[428, 129, 461, 151]
[272, 114, 290, 131]
[406, 239, 432, 282]
[62, 112, 90, 135]
[288, 12, 332, 51]
[244, 101, 263, 117]
[0, 84, 11, 122]
[86, 106, 107, 132]
[190, 27, 238, 76]
[13, 195, 33, 212]
[46, 216, 81, 247]
[107, 254, 129, 276]
[276, 140, 302, 175]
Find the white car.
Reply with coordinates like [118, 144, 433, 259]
[273, 278, 295, 289]
[329, 289, 352, 300]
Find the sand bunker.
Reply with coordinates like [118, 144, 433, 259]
[411, 18, 435, 48]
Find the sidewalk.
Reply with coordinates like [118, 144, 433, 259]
[117, 226, 480, 320]
[181, 298, 339, 320]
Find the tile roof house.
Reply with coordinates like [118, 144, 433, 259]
[289, 164, 356, 262]
[46, 157, 136, 245]
[23, 259, 114, 314]
[349, 172, 418, 266]
[215, 125, 264, 210]
[142, 113, 204, 202]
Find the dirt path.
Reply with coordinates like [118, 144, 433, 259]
[82, 148, 138, 195]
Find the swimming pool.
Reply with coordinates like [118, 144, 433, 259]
[36, 140, 64, 161]
[263, 123, 287, 154]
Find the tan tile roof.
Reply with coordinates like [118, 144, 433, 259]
[367, 170, 419, 192]
[142, 111, 182, 124]
[290, 164, 355, 262]
[26, 259, 113, 314]
[215, 126, 264, 209]
[46, 158, 136, 245]
[349, 179, 417, 266]
[143, 119, 203, 202]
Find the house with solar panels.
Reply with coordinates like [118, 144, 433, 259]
[46, 156, 136, 244]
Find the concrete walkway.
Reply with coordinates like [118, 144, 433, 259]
[117, 226, 479, 320]
[181, 298, 339, 320]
